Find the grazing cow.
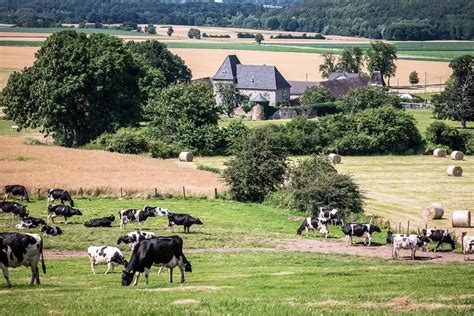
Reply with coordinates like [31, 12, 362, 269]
[318, 207, 344, 225]
[47, 189, 74, 207]
[16, 217, 47, 229]
[116, 231, 156, 251]
[41, 225, 63, 236]
[87, 246, 127, 275]
[342, 223, 381, 247]
[388, 232, 430, 260]
[0, 201, 28, 222]
[143, 206, 170, 217]
[84, 215, 115, 228]
[421, 229, 456, 251]
[296, 217, 329, 238]
[118, 208, 157, 230]
[461, 232, 474, 261]
[0, 232, 46, 287]
[167, 213, 203, 233]
[47, 205, 82, 224]
[122, 236, 192, 286]
[4, 185, 29, 202]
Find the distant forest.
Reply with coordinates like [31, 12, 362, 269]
[0, 0, 472, 40]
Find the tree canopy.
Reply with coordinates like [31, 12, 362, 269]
[366, 41, 398, 86]
[1, 31, 149, 147]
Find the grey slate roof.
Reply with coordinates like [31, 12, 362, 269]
[236, 64, 291, 90]
[212, 55, 241, 81]
[289, 76, 370, 100]
[368, 71, 383, 86]
[328, 72, 361, 81]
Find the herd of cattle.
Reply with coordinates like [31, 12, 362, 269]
[1, 185, 473, 288]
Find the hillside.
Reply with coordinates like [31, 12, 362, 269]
[0, 0, 472, 40]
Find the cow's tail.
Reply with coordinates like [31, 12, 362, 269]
[297, 219, 307, 235]
[40, 237, 46, 274]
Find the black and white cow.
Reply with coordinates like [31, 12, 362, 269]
[47, 205, 82, 224]
[167, 213, 203, 233]
[47, 189, 74, 207]
[461, 232, 474, 261]
[84, 215, 115, 228]
[388, 232, 430, 260]
[118, 208, 158, 230]
[116, 231, 156, 251]
[15, 216, 46, 229]
[318, 207, 344, 226]
[4, 185, 29, 202]
[143, 206, 170, 217]
[41, 225, 63, 236]
[0, 232, 46, 287]
[296, 217, 329, 238]
[0, 201, 28, 222]
[122, 236, 192, 286]
[421, 229, 456, 251]
[342, 223, 381, 247]
[87, 246, 127, 274]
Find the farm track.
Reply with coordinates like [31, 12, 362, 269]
[44, 237, 469, 263]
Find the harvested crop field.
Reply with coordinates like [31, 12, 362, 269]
[0, 45, 452, 86]
[0, 136, 224, 197]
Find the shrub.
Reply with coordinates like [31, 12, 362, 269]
[223, 129, 288, 202]
[300, 87, 333, 105]
[149, 140, 183, 159]
[95, 128, 149, 154]
[266, 156, 364, 214]
[425, 121, 468, 151]
[340, 87, 402, 113]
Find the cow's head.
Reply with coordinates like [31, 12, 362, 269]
[195, 218, 203, 225]
[116, 236, 131, 245]
[386, 231, 394, 244]
[40, 225, 49, 232]
[72, 208, 82, 216]
[370, 225, 381, 234]
[111, 252, 127, 266]
[121, 270, 134, 286]
[184, 261, 192, 272]
[107, 215, 115, 222]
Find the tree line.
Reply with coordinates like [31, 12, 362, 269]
[0, 0, 472, 40]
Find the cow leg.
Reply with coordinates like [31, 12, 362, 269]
[367, 236, 372, 247]
[168, 267, 173, 283]
[105, 263, 112, 275]
[412, 249, 416, 260]
[64, 216, 68, 224]
[2, 265, 12, 288]
[179, 265, 185, 283]
[90, 260, 96, 274]
[157, 266, 164, 276]
[132, 272, 140, 286]
[30, 265, 39, 285]
[434, 241, 443, 252]
[144, 268, 150, 285]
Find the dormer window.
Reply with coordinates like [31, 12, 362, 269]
[223, 70, 226, 74]
[251, 78, 254, 83]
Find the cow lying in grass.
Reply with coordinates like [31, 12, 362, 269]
[41, 225, 63, 236]
[84, 215, 115, 228]
[16, 216, 46, 229]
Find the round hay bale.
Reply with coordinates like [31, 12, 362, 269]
[178, 152, 194, 162]
[450, 151, 464, 160]
[433, 148, 447, 158]
[447, 165, 463, 177]
[329, 153, 342, 164]
[422, 203, 444, 219]
[452, 210, 471, 228]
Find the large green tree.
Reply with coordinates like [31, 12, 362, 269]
[319, 52, 339, 79]
[433, 55, 473, 129]
[337, 47, 364, 73]
[216, 82, 249, 117]
[1, 31, 149, 147]
[366, 41, 398, 86]
[127, 40, 192, 85]
[340, 87, 402, 113]
[223, 129, 288, 202]
[300, 86, 333, 105]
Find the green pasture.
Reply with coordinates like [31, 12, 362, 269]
[0, 252, 473, 315]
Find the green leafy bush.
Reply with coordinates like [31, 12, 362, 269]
[223, 129, 288, 202]
[95, 128, 149, 154]
[425, 121, 468, 152]
[149, 140, 183, 159]
[340, 87, 402, 113]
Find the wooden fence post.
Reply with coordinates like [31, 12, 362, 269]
[37, 188, 41, 200]
[182, 186, 186, 199]
[154, 188, 158, 198]
[398, 222, 402, 234]
[120, 187, 123, 198]
[79, 187, 84, 199]
[407, 220, 410, 234]
[214, 188, 218, 199]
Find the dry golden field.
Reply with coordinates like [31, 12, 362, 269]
[0, 136, 225, 198]
[0, 45, 451, 86]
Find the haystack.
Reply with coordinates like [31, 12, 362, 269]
[447, 166, 463, 177]
[329, 153, 342, 164]
[179, 152, 194, 162]
[422, 203, 444, 219]
[452, 210, 471, 228]
[433, 148, 447, 158]
[451, 151, 464, 160]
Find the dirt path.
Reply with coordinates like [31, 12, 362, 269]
[44, 238, 469, 263]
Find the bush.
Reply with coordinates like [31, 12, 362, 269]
[425, 121, 468, 151]
[223, 129, 288, 202]
[149, 140, 183, 159]
[266, 156, 364, 214]
[340, 87, 402, 113]
[95, 128, 149, 154]
[300, 87, 333, 105]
